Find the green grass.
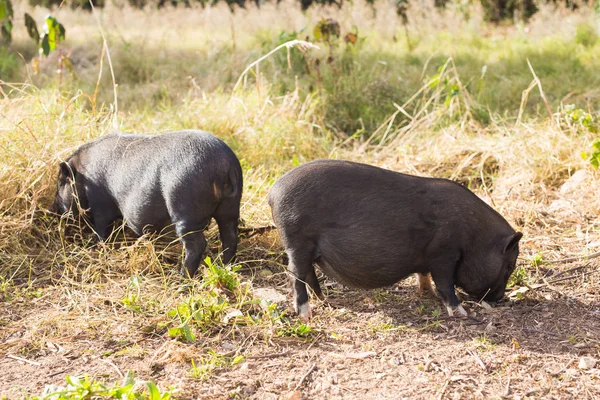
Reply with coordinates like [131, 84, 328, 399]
[4, 6, 600, 135]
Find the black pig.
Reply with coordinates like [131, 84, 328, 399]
[268, 160, 522, 320]
[54, 130, 243, 276]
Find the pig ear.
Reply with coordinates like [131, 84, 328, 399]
[502, 232, 523, 254]
[59, 161, 76, 179]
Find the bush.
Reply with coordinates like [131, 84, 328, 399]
[575, 23, 598, 47]
[0, 46, 19, 80]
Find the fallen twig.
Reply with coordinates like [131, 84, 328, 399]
[436, 377, 451, 400]
[48, 368, 70, 378]
[7, 354, 41, 366]
[239, 225, 276, 238]
[550, 359, 575, 377]
[467, 350, 486, 372]
[292, 363, 317, 392]
[99, 357, 124, 378]
[545, 264, 590, 279]
[512, 263, 597, 295]
[547, 274, 586, 285]
[247, 351, 290, 359]
[504, 377, 511, 397]
[547, 251, 600, 265]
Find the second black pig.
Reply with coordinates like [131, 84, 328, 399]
[268, 159, 522, 320]
[53, 130, 243, 276]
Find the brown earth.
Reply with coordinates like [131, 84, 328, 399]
[1, 247, 599, 400]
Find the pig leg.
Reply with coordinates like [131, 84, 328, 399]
[175, 220, 209, 278]
[214, 202, 240, 265]
[429, 267, 468, 317]
[286, 248, 317, 322]
[305, 267, 324, 300]
[417, 273, 433, 296]
[88, 195, 120, 241]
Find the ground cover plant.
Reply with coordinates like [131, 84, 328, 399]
[1, 0, 600, 398]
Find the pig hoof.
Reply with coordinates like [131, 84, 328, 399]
[297, 302, 311, 322]
[446, 304, 468, 318]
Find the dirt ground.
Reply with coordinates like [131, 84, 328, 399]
[1, 249, 599, 399]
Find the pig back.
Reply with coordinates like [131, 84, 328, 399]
[78, 131, 242, 231]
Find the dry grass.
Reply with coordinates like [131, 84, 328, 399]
[1, 1, 600, 398]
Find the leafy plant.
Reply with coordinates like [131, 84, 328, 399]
[563, 104, 598, 133]
[202, 256, 241, 293]
[530, 253, 544, 267]
[189, 350, 244, 381]
[167, 290, 231, 342]
[1, 0, 64, 56]
[122, 275, 142, 312]
[40, 16, 66, 56]
[276, 321, 313, 338]
[33, 371, 175, 400]
[582, 139, 600, 169]
[313, 18, 340, 42]
[508, 265, 529, 287]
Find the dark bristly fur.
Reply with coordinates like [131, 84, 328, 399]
[268, 159, 522, 320]
[53, 130, 243, 277]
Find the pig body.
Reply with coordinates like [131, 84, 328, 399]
[268, 160, 522, 320]
[54, 130, 243, 276]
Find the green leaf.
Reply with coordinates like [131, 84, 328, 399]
[39, 15, 66, 56]
[182, 324, 196, 342]
[428, 74, 440, 89]
[168, 326, 182, 338]
[123, 370, 136, 386]
[66, 374, 82, 387]
[232, 355, 245, 365]
[24, 13, 39, 43]
[146, 381, 161, 400]
[1, 19, 11, 43]
[40, 34, 50, 56]
[0, 0, 14, 20]
[313, 18, 340, 41]
[168, 325, 196, 342]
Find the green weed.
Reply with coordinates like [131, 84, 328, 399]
[201, 256, 241, 293]
[276, 321, 313, 338]
[167, 291, 230, 342]
[32, 371, 175, 400]
[509, 265, 529, 287]
[189, 350, 245, 381]
[475, 335, 497, 351]
[582, 139, 600, 169]
[530, 253, 545, 268]
[122, 275, 142, 313]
